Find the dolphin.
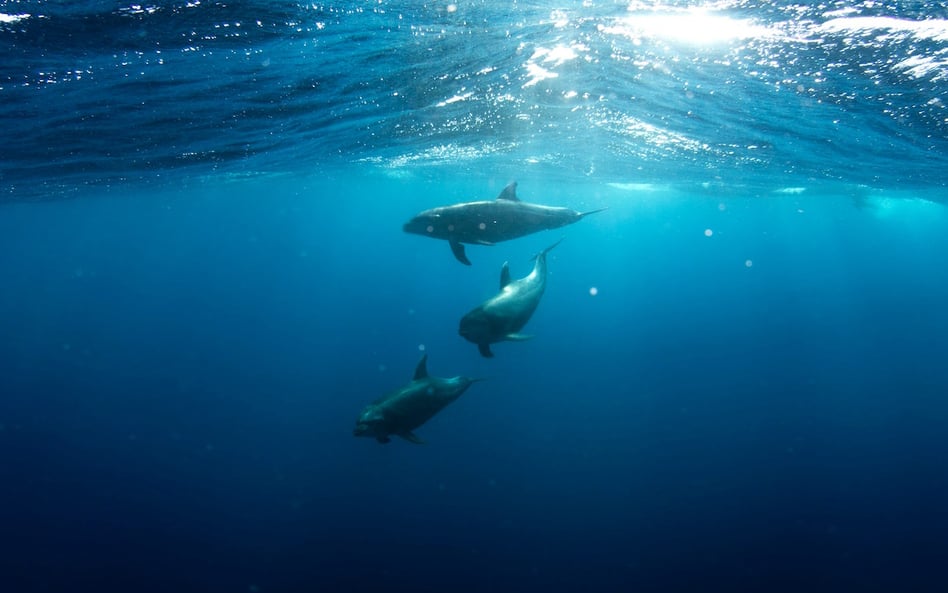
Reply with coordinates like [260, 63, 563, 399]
[459, 239, 562, 358]
[353, 354, 479, 444]
[403, 182, 604, 265]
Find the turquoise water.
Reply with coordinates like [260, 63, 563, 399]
[2, 2, 948, 593]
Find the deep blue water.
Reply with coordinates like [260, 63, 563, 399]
[3, 2, 948, 593]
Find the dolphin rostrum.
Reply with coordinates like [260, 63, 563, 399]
[459, 239, 562, 358]
[353, 354, 479, 444]
[403, 182, 603, 265]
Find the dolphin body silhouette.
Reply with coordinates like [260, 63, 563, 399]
[403, 182, 604, 265]
[353, 355, 479, 444]
[459, 239, 562, 358]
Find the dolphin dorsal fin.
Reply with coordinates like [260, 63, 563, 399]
[496, 182, 519, 201]
[413, 354, 429, 380]
[499, 262, 511, 289]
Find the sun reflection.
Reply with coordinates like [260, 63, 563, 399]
[602, 7, 774, 45]
[0, 13, 31, 23]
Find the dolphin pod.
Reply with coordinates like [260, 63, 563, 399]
[355, 182, 598, 444]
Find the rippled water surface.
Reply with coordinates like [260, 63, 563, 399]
[2, 1, 947, 200]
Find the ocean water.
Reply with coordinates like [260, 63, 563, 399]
[2, 2, 948, 592]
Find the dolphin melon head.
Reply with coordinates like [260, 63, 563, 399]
[403, 208, 445, 238]
[353, 406, 386, 439]
[458, 308, 492, 345]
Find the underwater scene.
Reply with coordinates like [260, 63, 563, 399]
[2, 2, 948, 592]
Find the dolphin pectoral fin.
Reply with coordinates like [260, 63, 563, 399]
[399, 431, 425, 444]
[449, 240, 472, 265]
[478, 343, 494, 358]
[496, 181, 519, 201]
[504, 333, 533, 341]
[376, 436, 391, 444]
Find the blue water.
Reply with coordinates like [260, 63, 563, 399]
[3, 2, 948, 592]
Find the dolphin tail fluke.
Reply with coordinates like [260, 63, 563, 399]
[449, 239, 472, 265]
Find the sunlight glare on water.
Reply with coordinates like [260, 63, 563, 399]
[602, 5, 778, 46]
